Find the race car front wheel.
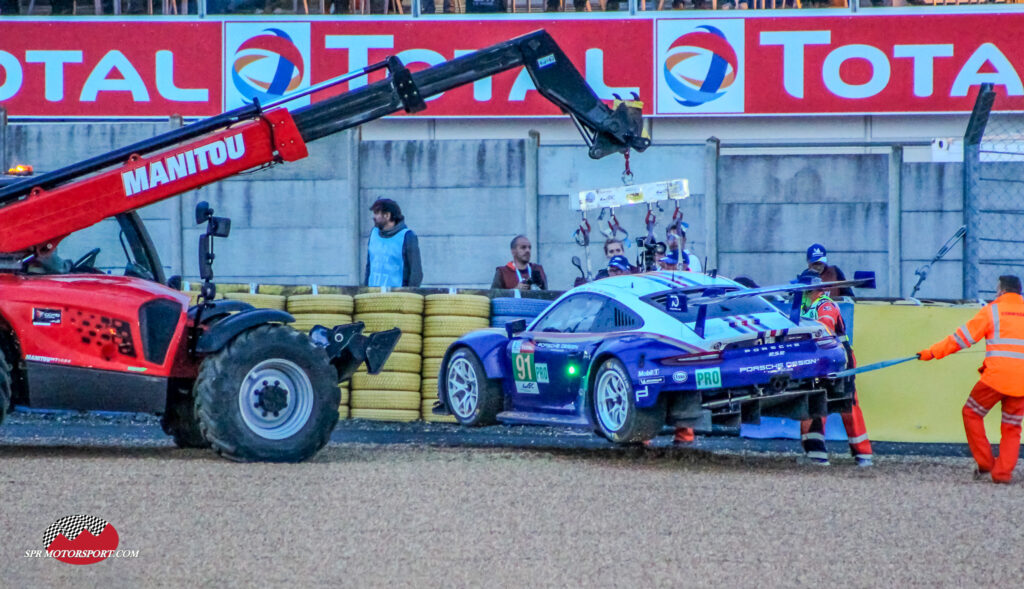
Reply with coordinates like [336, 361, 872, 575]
[592, 358, 665, 444]
[444, 347, 501, 426]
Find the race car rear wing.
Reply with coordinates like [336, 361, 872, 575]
[654, 271, 876, 338]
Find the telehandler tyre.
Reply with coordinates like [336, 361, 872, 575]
[162, 385, 210, 449]
[0, 351, 11, 426]
[195, 324, 339, 462]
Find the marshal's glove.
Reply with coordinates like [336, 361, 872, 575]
[917, 349, 934, 361]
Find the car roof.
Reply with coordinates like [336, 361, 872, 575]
[575, 271, 739, 301]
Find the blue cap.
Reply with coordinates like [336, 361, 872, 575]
[608, 255, 631, 271]
[659, 252, 680, 266]
[806, 243, 828, 264]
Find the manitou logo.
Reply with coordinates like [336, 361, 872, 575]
[121, 134, 246, 197]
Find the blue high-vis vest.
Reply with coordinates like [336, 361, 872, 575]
[368, 227, 409, 287]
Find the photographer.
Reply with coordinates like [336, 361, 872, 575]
[491, 235, 548, 291]
[635, 238, 668, 273]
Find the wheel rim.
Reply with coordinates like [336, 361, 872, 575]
[595, 369, 630, 432]
[238, 358, 315, 440]
[446, 356, 479, 419]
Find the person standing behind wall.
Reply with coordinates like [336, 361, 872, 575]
[806, 243, 853, 299]
[365, 198, 423, 288]
[491, 235, 547, 291]
[918, 274, 1024, 484]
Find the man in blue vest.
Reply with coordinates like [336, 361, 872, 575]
[365, 198, 422, 288]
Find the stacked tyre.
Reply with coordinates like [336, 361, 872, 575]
[350, 292, 424, 422]
[422, 294, 491, 423]
[285, 294, 355, 419]
[489, 296, 552, 328]
[224, 292, 287, 311]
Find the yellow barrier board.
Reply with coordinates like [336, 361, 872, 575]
[853, 304, 1003, 443]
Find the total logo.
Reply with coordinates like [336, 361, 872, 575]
[657, 20, 745, 114]
[224, 23, 311, 111]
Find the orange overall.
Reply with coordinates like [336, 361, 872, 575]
[800, 294, 873, 463]
[919, 292, 1024, 483]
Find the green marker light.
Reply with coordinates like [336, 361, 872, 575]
[567, 365, 578, 376]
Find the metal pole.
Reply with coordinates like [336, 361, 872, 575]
[704, 137, 720, 272]
[526, 131, 540, 275]
[888, 145, 902, 297]
[962, 83, 995, 299]
[199, 0, 207, 16]
[628, 0, 637, 15]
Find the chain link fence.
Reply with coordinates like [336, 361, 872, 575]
[963, 84, 1024, 299]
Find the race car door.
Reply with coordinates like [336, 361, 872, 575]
[510, 293, 607, 414]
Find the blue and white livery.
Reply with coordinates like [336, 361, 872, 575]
[434, 272, 859, 444]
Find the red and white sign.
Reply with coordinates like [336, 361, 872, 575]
[1, 14, 1023, 119]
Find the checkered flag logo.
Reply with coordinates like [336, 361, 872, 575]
[43, 515, 109, 548]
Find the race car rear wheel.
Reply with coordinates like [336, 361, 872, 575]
[444, 347, 501, 426]
[195, 324, 339, 462]
[592, 358, 665, 444]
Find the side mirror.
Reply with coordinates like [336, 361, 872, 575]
[505, 319, 527, 338]
[198, 237, 214, 281]
[207, 216, 231, 239]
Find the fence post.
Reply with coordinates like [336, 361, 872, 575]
[962, 83, 995, 300]
[704, 136, 720, 272]
[888, 145, 903, 297]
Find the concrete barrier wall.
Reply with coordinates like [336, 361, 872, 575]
[2, 121, 968, 299]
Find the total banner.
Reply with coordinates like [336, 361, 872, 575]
[0, 14, 1022, 119]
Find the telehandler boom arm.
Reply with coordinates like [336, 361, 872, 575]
[0, 30, 648, 254]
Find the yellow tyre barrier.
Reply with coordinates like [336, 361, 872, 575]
[223, 292, 287, 310]
[351, 390, 422, 411]
[356, 312, 423, 335]
[422, 400, 457, 423]
[354, 292, 425, 315]
[350, 371, 421, 392]
[189, 282, 249, 293]
[351, 408, 420, 422]
[260, 285, 345, 296]
[339, 386, 350, 406]
[423, 336, 458, 358]
[423, 316, 488, 338]
[421, 377, 438, 399]
[424, 294, 491, 319]
[290, 314, 354, 333]
[338, 405, 349, 420]
[286, 294, 354, 315]
[422, 357, 443, 380]
[391, 332, 423, 355]
[355, 352, 422, 374]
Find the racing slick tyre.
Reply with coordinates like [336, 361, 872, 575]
[592, 358, 666, 444]
[194, 324, 339, 463]
[443, 347, 502, 427]
[162, 386, 210, 449]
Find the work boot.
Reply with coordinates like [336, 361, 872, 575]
[800, 454, 830, 466]
[856, 456, 873, 468]
[973, 467, 989, 481]
[673, 427, 695, 444]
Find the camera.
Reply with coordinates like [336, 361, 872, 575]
[635, 237, 666, 272]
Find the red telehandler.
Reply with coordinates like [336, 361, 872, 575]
[0, 30, 649, 462]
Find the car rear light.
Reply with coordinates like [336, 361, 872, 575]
[661, 351, 723, 365]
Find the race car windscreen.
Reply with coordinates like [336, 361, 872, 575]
[644, 289, 781, 327]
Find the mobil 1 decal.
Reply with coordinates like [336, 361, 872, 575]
[510, 340, 547, 394]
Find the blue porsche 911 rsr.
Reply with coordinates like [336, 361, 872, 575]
[434, 272, 859, 444]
